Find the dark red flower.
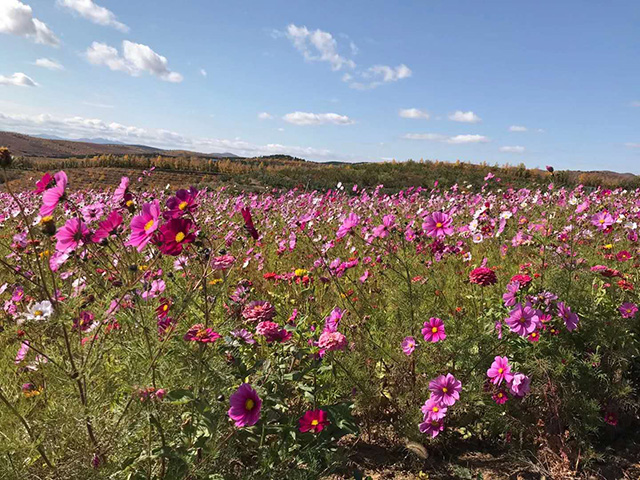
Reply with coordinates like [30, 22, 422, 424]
[470, 267, 497, 286]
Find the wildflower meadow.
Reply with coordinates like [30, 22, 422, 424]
[1, 157, 639, 478]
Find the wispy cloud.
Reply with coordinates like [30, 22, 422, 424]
[625, 143, 640, 148]
[0, 73, 37, 87]
[630, 101, 640, 107]
[86, 41, 183, 83]
[499, 145, 525, 153]
[57, 0, 129, 32]
[0, 110, 349, 160]
[404, 133, 489, 144]
[34, 58, 64, 70]
[82, 101, 114, 109]
[0, 0, 59, 46]
[257, 112, 273, 120]
[283, 112, 354, 126]
[448, 111, 481, 123]
[399, 108, 430, 120]
[508, 125, 527, 132]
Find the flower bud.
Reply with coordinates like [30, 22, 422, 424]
[0, 147, 12, 168]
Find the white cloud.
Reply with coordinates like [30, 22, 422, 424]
[200, 68, 207, 77]
[0, 110, 348, 160]
[351, 64, 412, 89]
[86, 41, 183, 83]
[509, 125, 527, 132]
[404, 132, 489, 144]
[34, 58, 64, 70]
[0, 73, 37, 87]
[448, 111, 481, 123]
[399, 108, 430, 120]
[257, 112, 273, 120]
[499, 145, 526, 153]
[0, 0, 59, 46]
[283, 112, 354, 126]
[285, 24, 355, 71]
[57, 0, 128, 32]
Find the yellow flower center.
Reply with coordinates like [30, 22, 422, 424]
[599, 219, 605, 224]
[175, 231, 186, 243]
[245, 399, 254, 410]
[442, 387, 448, 393]
[144, 220, 155, 231]
[432, 327, 438, 333]
[178, 201, 188, 210]
[162, 305, 169, 311]
[34, 310, 43, 317]
[41, 216, 53, 223]
[498, 368, 503, 374]
[497, 393, 503, 398]
[126, 200, 134, 207]
[436, 222, 443, 228]
[432, 406, 439, 412]
[311, 419, 319, 426]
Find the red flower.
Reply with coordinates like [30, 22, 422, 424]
[469, 267, 497, 286]
[183, 324, 221, 343]
[298, 409, 329, 433]
[156, 218, 196, 256]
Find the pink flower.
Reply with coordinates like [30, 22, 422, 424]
[55, 217, 90, 253]
[402, 336, 416, 355]
[493, 390, 509, 404]
[318, 330, 348, 352]
[242, 300, 276, 323]
[505, 303, 540, 336]
[126, 200, 160, 252]
[591, 211, 614, 231]
[428, 373, 462, 406]
[34, 172, 53, 194]
[619, 302, 638, 319]
[469, 267, 497, 286]
[228, 383, 261, 427]
[557, 301, 579, 331]
[39, 171, 67, 217]
[15, 340, 30, 364]
[113, 176, 129, 204]
[336, 212, 360, 239]
[299, 409, 329, 433]
[422, 212, 454, 238]
[211, 254, 235, 270]
[419, 418, 444, 438]
[487, 356, 514, 385]
[255, 321, 291, 343]
[92, 211, 123, 243]
[421, 397, 447, 421]
[164, 187, 199, 219]
[421, 317, 446, 343]
[508, 373, 531, 397]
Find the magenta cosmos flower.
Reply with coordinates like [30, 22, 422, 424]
[509, 373, 531, 398]
[487, 356, 514, 385]
[39, 171, 68, 217]
[164, 187, 199, 219]
[429, 373, 462, 406]
[337, 212, 360, 239]
[421, 317, 446, 343]
[557, 301, 579, 331]
[92, 211, 123, 243]
[228, 383, 262, 427]
[591, 211, 614, 231]
[183, 324, 221, 343]
[113, 176, 129, 204]
[299, 409, 329, 433]
[419, 418, 444, 438]
[402, 336, 416, 355]
[318, 330, 348, 351]
[34, 172, 53, 194]
[55, 217, 90, 253]
[157, 218, 196, 256]
[619, 302, 638, 319]
[505, 303, 540, 336]
[422, 212, 454, 238]
[126, 200, 160, 252]
[421, 397, 447, 421]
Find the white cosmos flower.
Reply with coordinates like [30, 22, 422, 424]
[19, 300, 54, 325]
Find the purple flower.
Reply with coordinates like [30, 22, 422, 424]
[619, 302, 638, 319]
[402, 336, 416, 356]
[337, 212, 360, 239]
[429, 373, 462, 406]
[423, 212, 454, 238]
[502, 281, 520, 307]
[421, 317, 447, 343]
[505, 303, 540, 337]
[487, 356, 514, 385]
[228, 383, 262, 427]
[419, 418, 444, 438]
[557, 301, 579, 331]
[508, 373, 531, 398]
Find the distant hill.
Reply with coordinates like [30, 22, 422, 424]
[0, 131, 238, 159]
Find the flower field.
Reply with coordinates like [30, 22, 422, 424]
[1, 161, 639, 478]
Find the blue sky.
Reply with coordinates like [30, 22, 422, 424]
[1, 0, 639, 171]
